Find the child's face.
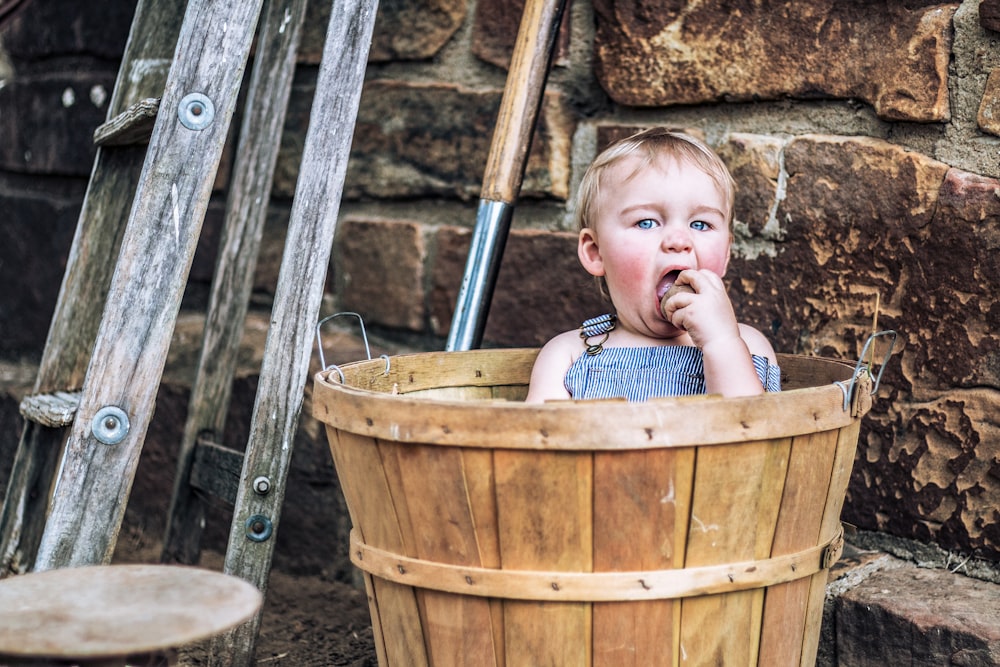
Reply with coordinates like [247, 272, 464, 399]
[578, 154, 732, 338]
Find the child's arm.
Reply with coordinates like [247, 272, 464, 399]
[662, 270, 776, 397]
[524, 331, 579, 403]
[701, 324, 777, 396]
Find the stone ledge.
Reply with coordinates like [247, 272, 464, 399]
[821, 539, 1000, 666]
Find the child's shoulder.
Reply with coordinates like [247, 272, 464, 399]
[738, 322, 778, 364]
[526, 328, 584, 403]
[537, 328, 585, 358]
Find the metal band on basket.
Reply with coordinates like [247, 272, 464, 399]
[348, 526, 845, 602]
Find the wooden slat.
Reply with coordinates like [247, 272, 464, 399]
[462, 448, 505, 665]
[0, 0, 186, 576]
[335, 351, 853, 394]
[211, 0, 378, 661]
[33, 0, 266, 571]
[494, 450, 592, 664]
[757, 430, 838, 665]
[592, 448, 694, 666]
[678, 439, 790, 664]
[315, 357, 859, 451]
[412, 385, 495, 401]
[390, 442, 500, 665]
[329, 430, 429, 667]
[371, 438, 435, 667]
[161, 0, 308, 568]
[188, 436, 243, 506]
[93, 98, 160, 146]
[340, 348, 540, 394]
[18, 391, 81, 428]
[800, 419, 863, 665]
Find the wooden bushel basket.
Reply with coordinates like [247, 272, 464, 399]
[312, 349, 873, 666]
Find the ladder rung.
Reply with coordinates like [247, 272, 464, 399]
[93, 97, 161, 147]
[189, 435, 244, 506]
[19, 391, 82, 428]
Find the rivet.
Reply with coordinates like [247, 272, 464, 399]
[91, 406, 130, 445]
[178, 92, 215, 130]
[244, 514, 273, 542]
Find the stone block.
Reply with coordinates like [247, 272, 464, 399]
[333, 217, 427, 332]
[835, 566, 1000, 665]
[0, 0, 135, 60]
[0, 73, 115, 175]
[430, 225, 608, 347]
[274, 78, 575, 201]
[0, 179, 83, 359]
[593, 0, 956, 122]
[470, 0, 572, 69]
[299, 0, 465, 64]
[719, 133, 1000, 560]
[977, 67, 1000, 136]
[980, 0, 1000, 33]
[718, 133, 785, 240]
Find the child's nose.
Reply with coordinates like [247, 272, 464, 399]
[661, 224, 693, 252]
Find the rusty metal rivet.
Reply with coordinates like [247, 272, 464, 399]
[244, 514, 273, 542]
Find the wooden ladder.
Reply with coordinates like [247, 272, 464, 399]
[0, 0, 377, 663]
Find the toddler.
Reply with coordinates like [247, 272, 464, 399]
[525, 128, 780, 403]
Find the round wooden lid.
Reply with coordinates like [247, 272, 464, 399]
[0, 564, 263, 658]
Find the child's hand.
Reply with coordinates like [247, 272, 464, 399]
[659, 269, 742, 350]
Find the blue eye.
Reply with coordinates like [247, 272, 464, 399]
[636, 219, 657, 230]
[690, 220, 709, 231]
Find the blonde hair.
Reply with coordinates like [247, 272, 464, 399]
[575, 128, 736, 232]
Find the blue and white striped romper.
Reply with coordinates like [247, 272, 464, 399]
[565, 319, 782, 402]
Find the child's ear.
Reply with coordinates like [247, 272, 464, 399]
[578, 227, 605, 277]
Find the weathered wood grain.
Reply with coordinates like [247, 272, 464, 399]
[0, 0, 185, 576]
[211, 1, 379, 661]
[160, 0, 308, 570]
[480, 0, 568, 203]
[33, 0, 265, 570]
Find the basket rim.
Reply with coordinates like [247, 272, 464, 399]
[312, 349, 872, 450]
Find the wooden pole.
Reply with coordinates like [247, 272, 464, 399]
[446, 0, 569, 351]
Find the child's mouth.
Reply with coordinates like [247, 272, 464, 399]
[656, 270, 682, 301]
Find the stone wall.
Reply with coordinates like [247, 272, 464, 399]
[0, 0, 998, 577]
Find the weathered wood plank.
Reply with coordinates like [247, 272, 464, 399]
[211, 0, 379, 660]
[161, 0, 308, 569]
[188, 437, 243, 506]
[93, 98, 160, 147]
[0, 0, 185, 576]
[33, 0, 265, 570]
